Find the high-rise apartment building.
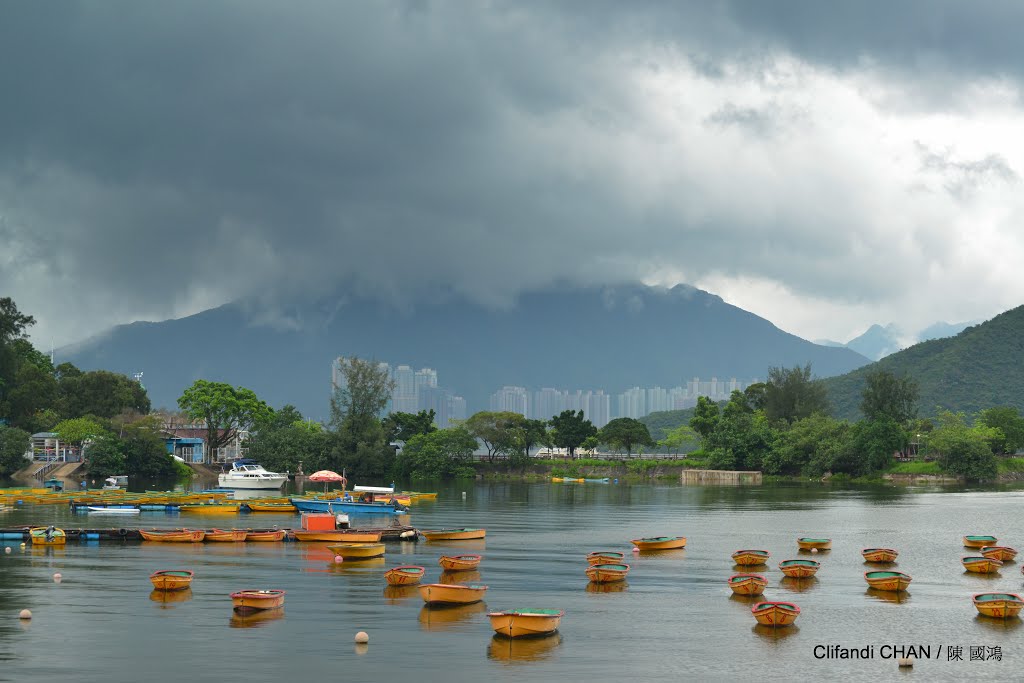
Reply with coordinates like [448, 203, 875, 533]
[490, 386, 528, 417]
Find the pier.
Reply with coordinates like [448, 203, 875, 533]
[0, 525, 420, 542]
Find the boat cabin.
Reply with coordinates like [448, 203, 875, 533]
[351, 485, 394, 503]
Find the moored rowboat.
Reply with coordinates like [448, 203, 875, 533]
[585, 563, 630, 583]
[291, 530, 382, 543]
[29, 527, 66, 546]
[963, 535, 998, 548]
[139, 529, 205, 542]
[962, 556, 1003, 574]
[862, 548, 899, 563]
[728, 573, 767, 596]
[488, 609, 564, 638]
[421, 528, 486, 541]
[205, 528, 248, 542]
[865, 571, 912, 591]
[326, 543, 386, 559]
[973, 593, 1024, 619]
[385, 566, 426, 586]
[797, 538, 831, 550]
[732, 549, 770, 566]
[418, 583, 488, 604]
[245, 529, 286, 542]
[150, 570, 194, 591]
[631, 536, 686, 550]
[751, 601, 800, 627]
[438, 554, 482, 571]
[779, 559, 820, 578]
[980, 546, 1018, 562]
[231, 589, 285, 613]
[587, 551, 625, 565]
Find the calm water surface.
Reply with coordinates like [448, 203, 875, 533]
[2, 481, 1023, 682]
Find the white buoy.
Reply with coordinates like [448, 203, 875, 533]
[810, 548, 818, 554]
[400, 530, 416, 539]
[632, 547, 639, 553]
[19, 609, 31, 620]
[461, 492, 467, 499]
[4, 546, 10, 554]
[355, 631, 369, 644]
[53, 573, 62, 582]
[334, 555, 344, 564]
[19, 542, 25, 548]
[898, 657, 914, 668]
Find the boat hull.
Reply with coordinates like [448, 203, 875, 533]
[862, 548, 899, 563]
[963, 557, 1003, 574]
[488, 610, 564, 638]
[585, 563, 630, 583]
[290, 498, 405, 515]
[732, 550, 770, 566]
[218, 475, 287, 490]
[751, 602, 800, 627]
[587, 551, 625, 565]
[964, 536, 998, 548]
[865, 571, 912, 591]
[245, 503, 297, 512]
[326, 542, 386, 559]
[438, 554, 482, 571]
[245, 529, 286, 542]
[205, 529, 248, 542]
[980, 546, 1018, 562]
[973, 593, 1024, 618]
[231, 589, 285, 613]
[150, 570, 194, 591]
[779, 560, 820, 578]
[418, 583, 488, 605]
[291, 530, 382, 543]
[179, 504, 241, 514]
[385, 566, 426, 586]
[728, 574, 768, 596]
[422, 529, 486, 541]
[631, 536, 686, 550]
[797, 538, 831, 550]
[140, 529, 206, 542]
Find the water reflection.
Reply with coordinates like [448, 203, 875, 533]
[383, 585, 420, 602]
[487, 633, 562, 663]
[779, 577, 819, 593]
[418, 602, 487, 630]
[864, 588, 911, 604]
[327, 557, 386, 572]
[962, 571, 1002, 580]
[973, 615, 1023, 632]
[728, 593, 761, 605]
[752, 624, 800, 641]
[636, 549, 685, 561]
[229, 608, 285, 628]
[424, 539, 486, 552]
[585, 581, 628, 594]
[440, 570, 482, 584]
[149, 588, 192, 607]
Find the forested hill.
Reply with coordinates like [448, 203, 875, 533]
[60, 283, 870, 418]
[823, 305, 1024, 420]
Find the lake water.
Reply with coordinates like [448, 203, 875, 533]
[2, 481, 1023, 682]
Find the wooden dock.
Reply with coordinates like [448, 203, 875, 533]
[680, 470, 762, 485]
[0, 525, 420, 542]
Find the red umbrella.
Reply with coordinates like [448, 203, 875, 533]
[308, 470, 346, 494]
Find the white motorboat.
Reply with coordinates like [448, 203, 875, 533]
[218, 460, 288, 490]
[87, 506, 140, 515]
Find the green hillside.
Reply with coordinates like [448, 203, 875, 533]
[824, 305, 1024, 420]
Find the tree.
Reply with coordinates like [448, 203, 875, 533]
[704, 392, 777, 471]
[928, 411, 998, 481]
[763, 364, 830, 424]
[383, 410, 437, 443]
[177, 380, 272, 461]
[5, 363, 59, 429]
[465, 411, 525, 462]
[0, 298, 38, 422]
[849, 418, 907, 474]
[53, 417, 105, 449]
[689, 396, 720, 441]
[548, 410, 597, 459]
[395, 426, 478, 479]
[860, 370, 918, 424]
[58, 369, 150, 419]
[329, 357, 396, 428]
[977, 407, 1024, 454]
[0, 425, 31, 477]
[122, 416, 180, 479]
[658, 424, 699, 455]
[599, 418, 655, 456]
[763, 414, 850, 476]
[325, 358, 398, 481]
[84, 436, 127, 479]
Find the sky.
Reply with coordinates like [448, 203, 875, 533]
[2, 1, 1023, 349]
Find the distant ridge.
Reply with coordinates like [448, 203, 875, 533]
[61, 283, 870, 417]
[819, 320, 977, 361]
[823, 306, 1024, 419]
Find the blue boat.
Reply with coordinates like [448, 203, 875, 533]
[289, 497, 406, 516]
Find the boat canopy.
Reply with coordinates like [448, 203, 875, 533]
[352, 486, 394, 494]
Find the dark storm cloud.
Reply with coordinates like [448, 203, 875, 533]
[1, 1, 1023, 345]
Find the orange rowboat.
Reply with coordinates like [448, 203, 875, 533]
[385, 566, 426, 586]
[585, 563, 630, 583]
[245, 529, 286, 542]
[962, 556, 1003, 574]
[488, 609, 564, 638]
[973, 593, 1024, 619]
[587, 551, 625, 565]
[631, 536, 686, 550]
[862, 548, 898, 563]
[291, 530, 382, 543]
[778, 559, 820, 578]
[751, 601, 800, 627]
[418, 583, 488, 605]
[140, 529, 205, 542]
[149, 570, 194, 591]
[205, 529, 248, 542]
[732, 550, 770, 566]
[728, 573, 767, 596]
[797, 538, 831, 551]
[231, 589, 285, 614]
[963, 535, 997, 548]
[864, 571, 912, 591]
[438, 554, 481, 571]
[326, 543, 386, 559]
[421, 529, 486, 541]
[980, 546, 1018, 562]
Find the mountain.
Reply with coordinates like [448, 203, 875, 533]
[918, 320, 977, 342]
[823, 307, 1023, 420]
[845, 324, 902, 361]
[60, 283, 870, 419]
